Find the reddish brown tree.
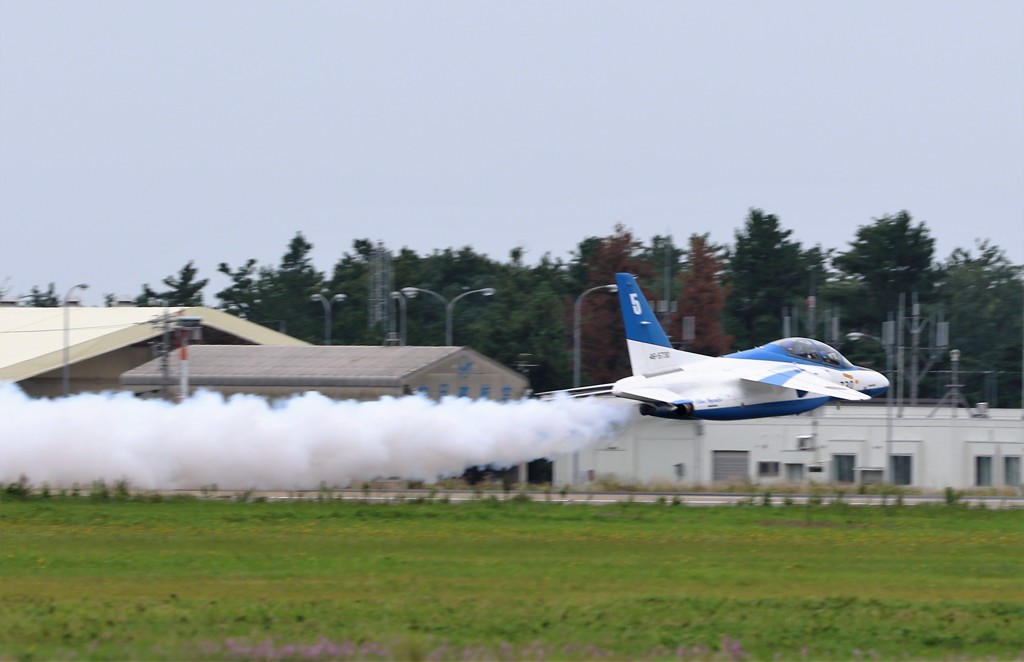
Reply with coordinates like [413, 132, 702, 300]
[671, 234, 733, 355]
[578, 224, 652, 384]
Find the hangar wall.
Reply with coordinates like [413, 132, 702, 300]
[553, 402, 1024, 492]
[19, 345, 153, 397]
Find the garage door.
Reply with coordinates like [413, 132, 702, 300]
[713, 450, 749, 482]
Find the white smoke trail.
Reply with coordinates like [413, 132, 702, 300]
[0, 383, 630, 490]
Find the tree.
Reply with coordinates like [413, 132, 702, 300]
[935, 240, 1023, 407]
[833, 210, 937, 329]
[137, 260, 209, 306]
[637, 234, 685, 308]
[216, 258, 262, 319]
[724, 209, 808, 348]
[672, 234, 732, 355]
[324, 240, 375, 344]
[577, 224, 651, 384]
[474, 250, 571, 392]
[22, 283, 59, 307]
[398, 246, 502, 347]
[264, 233, 326, 342]
[216, 233, 326, 341]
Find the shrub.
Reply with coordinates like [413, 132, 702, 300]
[3, 475, 31, 500]
[114, 479, 131, 500]
[89, 479, 110, 501]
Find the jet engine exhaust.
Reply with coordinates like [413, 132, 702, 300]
[638, 402, 695, 419]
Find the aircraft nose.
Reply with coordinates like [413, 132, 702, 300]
[866, 370, 889, 396]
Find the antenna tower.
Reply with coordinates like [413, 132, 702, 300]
[368, 242, 393, 338]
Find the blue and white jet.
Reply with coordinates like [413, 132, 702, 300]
[608, 272, 889, 420]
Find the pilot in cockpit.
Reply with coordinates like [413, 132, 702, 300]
[819, 349, 841, 366]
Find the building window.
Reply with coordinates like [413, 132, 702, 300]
[891, 455, 913, 486]
[975, 456, 993, 487]
[1005, 457, 1021, 487]
[674, 463, 685, 479]
[785, 463, 805, 482]
[833, 454, 856, 483]
[757, 461, 780, 478]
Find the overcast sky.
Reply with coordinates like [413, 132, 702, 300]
[1, 1, 1022, 305]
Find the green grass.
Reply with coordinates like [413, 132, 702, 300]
[1, 495, 1022, 660]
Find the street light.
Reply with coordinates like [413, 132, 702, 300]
[62, 283, 89, 396]
[400, 286, 496, 346]
[310, 292, 347, 345]
[574, 284, 618, 387]
[848, 326, 895, 484]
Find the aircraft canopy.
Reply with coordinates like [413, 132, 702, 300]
[770, 338, 852, 368]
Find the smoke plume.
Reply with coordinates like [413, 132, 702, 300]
[0, 384, 629, 490]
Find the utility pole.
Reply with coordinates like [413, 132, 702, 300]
[149, 299, 172, 398]
[175, 315, 202, 402]
[907, 295, 927, 406]
[896, 294, 905, 416]
[806, 267, 816, 338]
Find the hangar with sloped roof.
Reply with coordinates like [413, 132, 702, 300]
[1, 303, 528, 402]
[0, 304, 306, 397]
[121, 345, 528, 401]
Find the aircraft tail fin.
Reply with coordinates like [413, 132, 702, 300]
[615, 273, 706, 376]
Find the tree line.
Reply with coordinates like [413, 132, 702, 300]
[16, 209, 1024, 406]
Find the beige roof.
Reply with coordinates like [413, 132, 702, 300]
[122, 345, 480, 388]
[0, 306, 307, 382]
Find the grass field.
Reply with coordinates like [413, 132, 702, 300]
[1, 492, 1022, 660]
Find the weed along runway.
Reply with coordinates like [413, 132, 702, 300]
[153, 486, 1024, 509]
[2, 491, 1022, 660]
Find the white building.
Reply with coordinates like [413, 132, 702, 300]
[554, 401, 1024, 492]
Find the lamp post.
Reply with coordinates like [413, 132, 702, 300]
[310, 292, 347, 345]
[848, 327, 895, 484]
[390, 291, 407, 346]
[400, 286, 496, 346]
[574, 284, 618, 387]
[62, 283, 89, 396]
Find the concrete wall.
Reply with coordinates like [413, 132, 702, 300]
[553, 402, 1024, 492]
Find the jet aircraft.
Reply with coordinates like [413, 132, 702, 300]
[592, 272, 889, 421]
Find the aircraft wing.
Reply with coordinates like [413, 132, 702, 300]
[740, 364, 871, 401]
[610, 384, 691, 406]
[535, 384, 615, 400]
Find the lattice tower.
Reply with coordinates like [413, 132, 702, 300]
[368, 242, 393, 338]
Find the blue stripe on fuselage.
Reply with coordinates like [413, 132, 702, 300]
[691, 395, 830, 421]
